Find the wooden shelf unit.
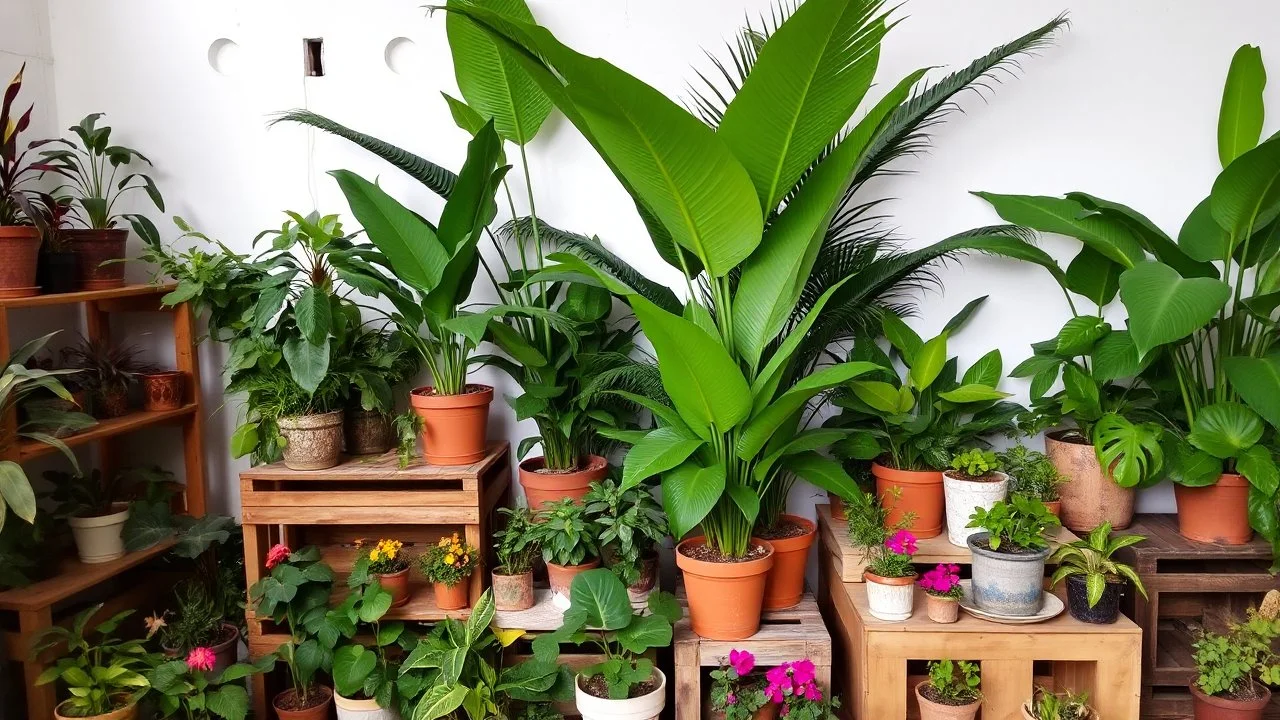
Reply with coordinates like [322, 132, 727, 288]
[0, 283, 207, 720]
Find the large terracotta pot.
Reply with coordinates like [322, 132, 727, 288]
[55, 699, 138, 720]
[68, 502, 130, 564]
[344, 409, 393, 455]
[376, 568, 411, 608]
[1189, 681, 1271, 720]
[140, 370, 185, 411]
[547, 558, 601, 601]
[63, 228, 128, 290]
[492, 570, 535, 611]
[915, 682, 981, 720]
[1175, 474, 1253, 545]
[274, 686, 334, 720]
[942, 470, 1009, 547]
[873, 463, 944, 538]
[675, 537, 774, 640]
[278, 410, 344, 471]
[1045, 431, 1135, 531]
[409, 385, 492, 466]
[0, 226, 40, 298]
[828, 493, 847, 520]
[755, 514, 816, 610]
[519, 454, 608, 509]
[434, 578, 470, 611]
[576, 668, 666, 720]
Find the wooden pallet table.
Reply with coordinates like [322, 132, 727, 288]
[1114, 514, 1280, 719]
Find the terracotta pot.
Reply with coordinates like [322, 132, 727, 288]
[492, 570, 535, 611]
[1175, 474, 1253, 545]
[376, 568, 411, 608]
[942, 470, 1009, 546]
[409, 384, 492, 466]
[434, 578, 470, 611]
[63, 228, 128, 290]
[520, 454, 608, 509]
[925, 594, 959, 624]
[37, 247, 78, 294]
[872, 462, 944, 538]
[345, 409, 394, 455]
[0, 226, 41, 298]
[675, 537, 775, 640]
[864, 571, 916, 621]
[1190, 681, 1271, 720]
[209, 623, 240, 675]
[54, 699, 138, 720]
[1044, 500, 1062, 519]
[755, 514, 816, 610]
[278, 410, 344, 471]
[68, 502, 130, 563]
[1045, 431, 1135, 531]
[140, 370, 185, 411]
[94, 386, 131, 419]
[547, 558, 601, 601]
[335, 691, 401, 720]
[915, 682, 981, 720]
[828, 493, 846, 520]
[274, 686, 334, 720]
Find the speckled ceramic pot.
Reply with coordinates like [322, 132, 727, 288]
[492, 570, 535, 611]
[864, 571, 916, 621]
[278, 410, 344, 470]
[967, 531, 1050, 617]
[942, 471, 1009, 547]
[1046, 431, 1134, 531]
[344, 409, 394, 455]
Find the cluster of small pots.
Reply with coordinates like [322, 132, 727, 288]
[0, 227, 131, 299]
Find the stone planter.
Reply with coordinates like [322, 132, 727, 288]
[492, 570, 535, 611]
[576, 668, 666, 720]
[626, 552, 659, 611]
[967, 532, 1051, 617]
[68, 502, 130, 564]
[942, 470, 1009, 547]
[864, 571, 915, 621]
[344, 409, 394, 456]
[278, 410, 344, 470]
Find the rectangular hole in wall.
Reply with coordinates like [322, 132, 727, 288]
[304, 38, 324, 76]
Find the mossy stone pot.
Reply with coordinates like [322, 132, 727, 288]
[966, 532, 1051, 617]
[278, 410, 344, 471]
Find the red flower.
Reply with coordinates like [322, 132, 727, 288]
[265, 544, 291, 569]
[186, 646, 216, 672]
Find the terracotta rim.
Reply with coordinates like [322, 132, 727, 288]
[753, 514, 815, 553]
[141, 370, 185, 379]
[410, 384, 494, 409]
[1214, 472, 1249, 488]
[547, 558, 601, 573]
[0, 286, 40, 299]
[519, 454, 608, 487]
[273, 685, 334, 712]
[871, 462, 944, 484]
[864, 570, 917, 586]
[674, 536, 775, 577]
[0, 226, 40, 239]
[1189, 680, 1272, 710]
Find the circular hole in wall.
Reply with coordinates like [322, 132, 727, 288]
[384, 37, 421, 75]
[207, 38, 242, 75]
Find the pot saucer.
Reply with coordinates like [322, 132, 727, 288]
[0, 286, 39, 299]
[957, 580, 1064, 624]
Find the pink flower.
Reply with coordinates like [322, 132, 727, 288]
[730, 649, 755, 676]
[805, 684, 823, 702]
[265, 544, 291, 569]
[726, 693, 737, 706]
[765, 683, 785, 704]
[781, 704, 790, 716]
[185, 646, 216, 672]
[792, 659, 816, 686]
[766, 664, 790, 687]
[885, 529, 917, 556]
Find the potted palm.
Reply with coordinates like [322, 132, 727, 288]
[420, 533, 477, 611]
[916, 659, 982, 720]
[585, 478, 668, 609]
[32, 605, 151, 720]
[529, 498, 601, 605]
[1049, 522, 1147, 624]
[492, 506, 539, 611]
[942, 449, 1009, 547]
[846, 490, 916, 621]
[60, 337, 156, 418]
[998, 446, 1065, 517]
[966, 496, 1061, 617]
[1022, 687, 1096, 720]
[1190, 607, 1280, 719]
[0, 64, 46, 298]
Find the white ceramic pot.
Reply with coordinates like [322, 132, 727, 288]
[576, 668, 666, 720]
[68, 503, 130, 564]
[943, 471, 1009, 547]
[335, 693, 401, 720]
[863, 572, 915, 621]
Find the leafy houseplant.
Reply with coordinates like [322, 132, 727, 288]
[919, 563, 963, 624]
[584, 478, 667, 604]
[942, 448, 1010, 548]
[846, 490, 916, 621]
[146, 653, 273, 720]
[358, 538, 411, 608]
[710, 650, 769, 720]
[997, 446, 1065, 514]
[0, 64, 47, 298]
[1024, 688, 1094, 720]
[763, 659, 839, 720]
[1049, 523, 1146, 624]
[44, 466, 170, 564]
[492, 505, 540, 611]
[32, 605, 152, 720]
[343, 329, 421, 456]
[529, 498, 601, 603]
[327, 557, 413, 716]
[916, 660, 982, 720]
[60, 337, 157, 419]
[1191, 607, 1280, 715]
[966, 496, 1061, 617]
[420, 533, 477, 611]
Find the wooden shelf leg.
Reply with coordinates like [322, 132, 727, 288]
[465, 523, 483, 606]
[980, 658, 1033, 720]
[674, 638, 700, 720]
[1093, 639, 1142, 720]
[173, 302, 206, 516]
[20, 607, 56, 719]
[862, 655, 906, 720]
[0, 306, 14, 463]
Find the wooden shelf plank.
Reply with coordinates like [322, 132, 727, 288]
[240, 444, 509, 481]
[0, 283, 176, 310]
[18, 404, 198, 460]
[0, 538, 176, 612]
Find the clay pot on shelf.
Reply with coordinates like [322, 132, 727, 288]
[925, 594, 959, 624]
[754, 514, 816, 610]
[54, 699, 138, 720]
[433, 578, 470, 611]
[68, 502, 130, 564]
[675, 537, 774, 640]
[916, 682, 981, 720]
[1189, 681, 1271, 720]
[273, 686, 334, 720]
[277, 410, 344, 471]
[491, 569, 535, 611]
[967, 532, 1050, 617]
[519, 454, 608, 510]
[941, 469, 1009, 547]
[409, 385, 492, 466]
[63, 228, 128, 290]
[345, 409, 394, 456]
[335, 692, 401, 720]
[864, 571, 915, 621]
[1065, 574, 1122, 624]
[547, 557, 601, 604]
[0, 226, 41, 298]
[872, 462, 944, 539]
[1174, 474, 1253, 545]
[828, 492, 847, 520]
[94, 386, 131, 419]
[1045, 431, 1134, 532]
[376, 567, 411, 608]
[1043, 500, 1062, 519]
[37, 246, 78, 294]
[140, 370, 185, 411]
[575, 667, 666, 720]
[165, 623, 240, 676]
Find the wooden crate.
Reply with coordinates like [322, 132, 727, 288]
[1113, 514, 1280, 719]
[817, 504, 1078, 583]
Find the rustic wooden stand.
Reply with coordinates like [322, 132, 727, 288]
[0, 284, 206, 720]
[239, 444, 511, 718]
[1114, 514, 1280, 718]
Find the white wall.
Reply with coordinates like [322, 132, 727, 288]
[9, 0, 1280, 517]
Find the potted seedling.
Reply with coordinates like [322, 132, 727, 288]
[709, 650, 774, 720]
[919, 564, 964, 624]
[32, 605, 151, 720]
[420, 532, 477, 611]
[492, 506, 540, 611]
[60, 337, 156, 418]
[846, 490, 916, 621]
[145, 652, 273, 720]
[330, 561, 404, 720]
[763, 659, 839, 719]
[530, 498, 601, 606]
[966, 496, 1060, 617]
[45, 466, 169, 563]
[1049, 522, 1147, 624]
[1190, 607, 1280, 719]
[916, 659, 982, 720]
[943, 449, 1009, 547]
[0, 65, 47, 298]
[1022, 687, 1095, 720]
[585, 478, 668, 609]
[358, 538, 411, 608]
[998, 446, 1065, 517]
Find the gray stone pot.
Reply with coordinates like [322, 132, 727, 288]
[966, 531, 1050, 617]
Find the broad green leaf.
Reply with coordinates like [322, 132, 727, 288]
[936, 384, 1010, 404]
[1218, 44, 1267, 168]
[465, 588, 495, 645]
[295, 286, 331, 346]
[614, 612, 672, 655]
[282, 337, 330, 394]
[1178, 197, 1234, 263]
[941, 296, 988, 336]
[333, 644, 377, 697]
[781, 451, 860, 499]
[910, 333, 948, 391]
[881, 312, 922, 363]
[849, 381, 900, 413]
[442, 92, 489, 135]
[1094, 413, 1164, 488]
[413, 684, 469, 720]
[1064, 246, 1121, 307]
[1162, 434, 1223, 488]
[1188, 402, 1264, 459]
[229, 423, 259, 458]
[972, 192, 1146, 268]
[1118, 261, 1230, 357]
[568, 568, 632, 630]
[661, 461, 726, 540]
[1091, 331, 1145, 383]
[1225, 355, 1280, 428]
[0, 461, 36, 524]
[737, 362, 879, 460]
[621, 427, 704, 490]
[726, 481, 760, 526]
[1068, 191, 1218, 279]
[1238, 445, 1279, 497]
[1054, 316, 1110, 357]
[1210, 136, 1280, 238]
[1061, 364, 1102, 421]
[206, 685, 249, 720]
[962, 350, 1002, 387]
[330, 170, 448, 295]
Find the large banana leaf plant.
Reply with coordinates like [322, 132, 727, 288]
[977, 44, 1280, 556]
[441, 0, 1067, 556]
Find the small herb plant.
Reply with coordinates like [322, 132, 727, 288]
[494, 506, 539, 576]
[710, 650, 768, 720]
[967, 495, 1060, 552]
[247, 545, 337, 708]
[360, 538, 409, 575]
[764, 659, 839, 720]
[584, 478, 667, 586]
[420, 533, 477, 587]
[530, 498, 600, 567]
[535, 569, 681, 699]
[1193, 608, 1280, 698]
[919, 564, 963, 600]
[924, 659, 982, 705]
[949, 449, 1000, 479]
[36, 113, 164, 230]
[392, 411, 423, 469]
[154, 578, 224, 652]
[998, 445, 1064, 503]
[146, 653, 273, 720]
[1029, 687, 1093, 720]
[845, 491, 915, 578]
[32, 605, 152, 717]
[1049, 522, 1147, 608]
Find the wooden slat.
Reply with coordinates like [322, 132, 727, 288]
[17, 404, 198, 460]
[0, 282, 176, 309]
[241, 489, 476, 508]
[241, 505, 479, 525]
[0, 539, 176, 611]
[240, 445, 508, 481]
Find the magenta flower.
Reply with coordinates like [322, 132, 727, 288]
[885, 529, 917, 556]
[730, 649, 755, 676]
[766, 664, 790, 687]
[792, 659, 816, 686]
[185, 646, 216, 672]
[781, 704, 791, 716]
[265, 543, 291, 569]
[765, 683, 785, 704]
[804, 684, 823, 702]
[726, 692, 737, 706]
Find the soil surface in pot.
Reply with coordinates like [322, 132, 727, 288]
[755, 517, 810, 540]
[971, 537, 1042, 556]
[947, 471, 1003, 483]
[580, 673, 658, 700]
[275, 689, 331, 711]
[919, 684, 977, 706]
[535, 455, 608, 475]
[413, 384, 490, 397]
[76, 505, 123, 520]
[1212, 680, 1269, 703]
[679, 542, 770, 563]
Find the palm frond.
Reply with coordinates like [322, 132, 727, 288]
[269, 109, 458, 199]
[578, 357, 669, 409]
[685, 1, 798, 128]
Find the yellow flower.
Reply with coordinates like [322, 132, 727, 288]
[439, 537, 450, 547]
[445, 554, 456, 565]
[369, 549, 379, 561]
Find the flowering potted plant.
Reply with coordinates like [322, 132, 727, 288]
[917, 659, 982, 720]
[492, 506, 540, 611]
[1190, 606, 1280, 718]
[32, 605, 152, 720]
[529, 498, 601, 605]
[846, 491, 916, 621]
[942, 449, 1008, 547]
[920, 564, 964, 624]
[710, 650, 774, 720]
[358, 538, 411, 608]
[330, 559, 405, 720]
[966, 496, 1060, 617]
[763, 659, 838, 720]
[145, 651, 273, 720]
[420, 532, 476, 611]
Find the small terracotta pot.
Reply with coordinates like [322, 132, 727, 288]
[278, 410, 344, 471]
[755, 514, 816, 610]
[376, 568, 411, 608]
[547, 558, 601, 600]
[520, 454, 608, 509]
[274, 686, 334, 720]
[434, 578, 470, 611]
[864, 571, 916, 621]
[925, 594, 959, 624]
[1046, 431, 1135, 531]
[63, 228, 128, 290]
[55, 699, 138, 720]
[828, 493, 847, 520]
[0, 226, 41, 298]
[492, 570, 535, 611]
[675, 537, 775, 640]
[1189, 681, 1271, 720]
[873, 462, 944, 538]
[916, 682, 981, 720]
[1175, 474, 1253, 545]
[94, 386, 131, 419]
[410, 385, 492, 466]
[140, 370, 185, 411]
[345, 409, 394, 455]
[1044, 500, 1062, 518]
